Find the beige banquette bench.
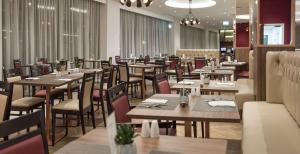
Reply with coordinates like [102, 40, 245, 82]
[235, 50, 255, 110]
[243, 51, 300, 154]
[176, 49, 220, 60]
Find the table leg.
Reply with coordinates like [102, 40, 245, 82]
[184, 121, 192, 137]
[141, 69, 145, 99]
[67, 82, 72, 99]
[205, 121, 210, 138]
[45, 86, 51, 143]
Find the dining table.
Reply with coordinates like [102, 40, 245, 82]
[127, 94, 240, 138]
[12, 69, 102, 145]
[54, 128, 228, 154]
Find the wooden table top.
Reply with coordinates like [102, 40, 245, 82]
[171, 80, 203, 89]
[55, 128, 227, 154]
[13, 69, 102, 87]
[127, 94, 240, 123]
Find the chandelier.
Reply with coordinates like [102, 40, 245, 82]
[120, 0, 154, 7]
[180, 0, 201, 26]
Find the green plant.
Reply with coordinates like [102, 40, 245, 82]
[179, 88, 189, 96]
[115, 124, 137, 145]
[56, 63, 61, 72]
[75, 63, 81, 68]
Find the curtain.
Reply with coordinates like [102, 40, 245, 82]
[180, 25, 205, 49]
[120, 10, 173, 58]
[209, 31, 218, 49]
[2, 0, 102, 68]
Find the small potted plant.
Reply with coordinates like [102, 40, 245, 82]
[55, 63, 61, 76]
[179, 88, 189, 107]
[203, 74, 210, 84]
[115, 124, 137, 154]
[75, 63, 81, 72]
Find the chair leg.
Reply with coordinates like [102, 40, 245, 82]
[140, 82, 143, 98]
[91, 106, 96, 129]
[97, 100, 100, 111]
[52, 112, 56, 146]
[65, 114, 68, 136]
[26, 110, 30, 132]
[80, 112, 86, 134]
[201, 121, 205, 138]
[100, 100, 106, 127]
[152, 80, 155, 94]
[193, 121, 197, 138]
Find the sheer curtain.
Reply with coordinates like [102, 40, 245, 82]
[120, 10, 173, 58]
[180, 25, 205, 49]
[209, 31, 218, 49]
[2, 0, 102, 68]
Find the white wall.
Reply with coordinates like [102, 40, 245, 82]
[0, 0, 2, 80]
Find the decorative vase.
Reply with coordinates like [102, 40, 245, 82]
[117, 143, 137, 154]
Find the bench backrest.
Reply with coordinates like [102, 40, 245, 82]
[266, 51, 300, 126]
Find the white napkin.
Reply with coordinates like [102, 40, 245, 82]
[142, 99, 168, 104]
[194, 69, 203, 72]
[216, 82, 235, 87]
[58, 79, 72, 81]
[50, 73, 57, 75]
[178, 81, 194, 85]
[25, 77, 40, 80]
[208, 101, 236, 107]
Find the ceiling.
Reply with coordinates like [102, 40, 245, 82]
[119, 0, 237, 30]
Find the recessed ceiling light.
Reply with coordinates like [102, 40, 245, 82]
[165, 0, 216, 9]
[236, 14, 250, 20]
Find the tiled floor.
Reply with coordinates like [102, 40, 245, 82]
[47, 80, 242, 154]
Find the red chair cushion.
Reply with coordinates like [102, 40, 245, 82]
[238, 71, 249, 77]
[195, 59, 206, 69]
[158, 80, 171, 94]
[112, 95, 131, 123]
[0, 135, 45, 154]
[35, 90, 46, 97]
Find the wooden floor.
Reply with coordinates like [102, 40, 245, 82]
[47, 80, 242, 154]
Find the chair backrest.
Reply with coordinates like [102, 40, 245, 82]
[155, 59, 166, 73]
[38, 58, 48, 64]
[194, 57, 207, 69]
[118, 62, 129, 83]
[99, 67, 113, 92]
[7, 76, 23, 101]
[13, 60, 22, 76]
[80, 72, 96, 110]
[30, 65, 43, 77]
[0, 110, 49, 154]
[59, 60, 68, 71]
[108, 57, 112, 65]
[101, 60, 111, 69]
[154, 73, 171, 94]
[175, 65, 184, 82]
[144, 55, 150, 64]
[0, 92, 10, 123]
[111, 65, 119, 87]
[106, 83, 131, 123]
[115, 56, 121, 63]
[169, 57, 179, 70]
[187, 62, 194, 75]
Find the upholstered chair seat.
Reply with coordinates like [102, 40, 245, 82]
[55, 82, 79, 90]
[129, 77, 142, 82]
[12, 97, 45, 107]
[52, 99, 90, 111]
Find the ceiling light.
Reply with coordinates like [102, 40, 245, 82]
[236, 14, 250, 20]
[180, 0, 201, 26]
[120, 0, 154, 7]
[165, 0, 216, 9]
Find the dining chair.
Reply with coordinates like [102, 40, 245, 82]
[144, 55, 150, 64]
[0, 110, 49, 154]
[106, 83, 175, 135]
[154, 73, 171, 94]
[59, 60, 68, 71]
[155, 59, 166, 73]
[108, 57, 112, 65]
[165, 57, 180, 78]
[194, 57, 207, 69]
[0, 92, 11, 123]
[101, 60, 111, 69]
[51, 72, 96, 145]
[7, 77, 45, 116]
[175, 64, 199, 83]
[115, 56, 121, 63]
[13, 59, 30, 79]
[118, 62, 143, 98]
[93, 68, 113, 127]
[111, 65, 119, 87]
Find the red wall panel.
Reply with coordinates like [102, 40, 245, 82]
[260, 0, 291, 44]
[236, 22, 250, 47]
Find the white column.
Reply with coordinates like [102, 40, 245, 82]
[0, 0, 3, 80]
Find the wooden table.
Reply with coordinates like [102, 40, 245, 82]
[171, 80, 238, 95]
[13, 69, 102, 144]
[127, 94, 240, 138]
[55, 128, 227, 154]
[128, 64, 163, 99]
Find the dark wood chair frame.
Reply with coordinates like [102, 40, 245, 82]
[0, 110, 49, 154]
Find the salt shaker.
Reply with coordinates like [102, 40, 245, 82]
[141, 120, 150, 138]
[150, 120, 160, 138]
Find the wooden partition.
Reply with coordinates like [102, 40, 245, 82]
[253, 45, 295, 101]
[235, 47, 250, 63]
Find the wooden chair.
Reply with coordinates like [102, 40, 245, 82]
[93, 67, 113, 127]
[0, 92, 11, 123]
[187, 62, 201, 78]
[7, 77, 45, 116]
[51, 72, 96, 145]
[118, 62, 143, 98]
[115, 56, 121, 63]
[107, 83, 175, 135]
[0, 110, 49, 154]
[108, 57, 112, 65]
[59, 60, 68, 71]
[13, 59, 30, 79]
[101, 60, 111, 69]
[154, 73, 171, 94]
[194, 57, 207, 69]
[175, 64, 199, 83]
[165, 57, 180, 77]
[144, 55, 150, 64]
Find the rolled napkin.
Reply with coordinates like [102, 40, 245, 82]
[215, 82, 235, 87]
[25, 77, 40, 80]
[178, 81, 194, 85]
[150, 120, 160, 138]
[141, 120, 151, 138]
[142, 99, 168, 104]
[208, 101, 236, 107]
[58, 79, 72, 81]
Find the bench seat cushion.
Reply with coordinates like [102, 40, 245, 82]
[243, 102, 300, 154]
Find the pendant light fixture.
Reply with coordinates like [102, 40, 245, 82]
[120, 0, 154, 7]
[180, 0, 201, 26]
